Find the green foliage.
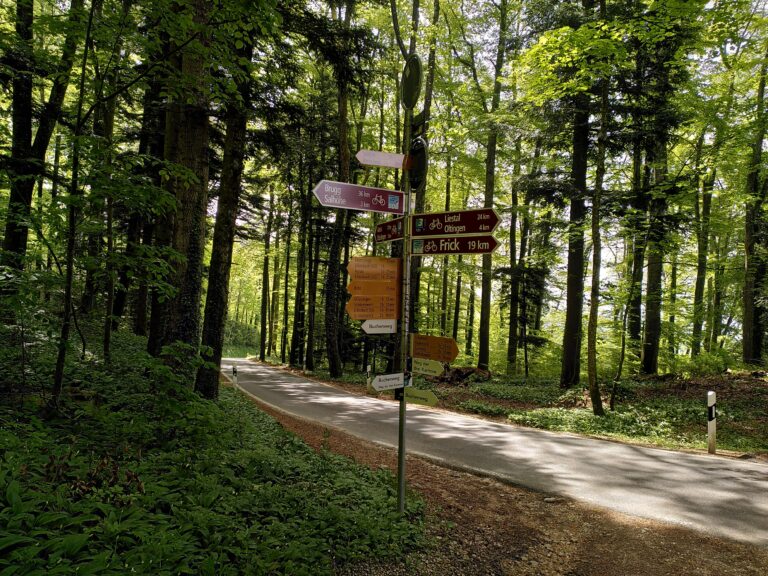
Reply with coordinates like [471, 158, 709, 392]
[470, 381, 563, 405]
[0, 331, 423, 575]
[457, 400, 508, 417]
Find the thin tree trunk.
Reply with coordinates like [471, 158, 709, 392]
[260, 191, 274, 361]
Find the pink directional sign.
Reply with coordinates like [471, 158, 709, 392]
[411, 235, 499, 255]
[411, 208, 500, 238]
[375, 217, 404, 242]
[312, 180, 404, 215]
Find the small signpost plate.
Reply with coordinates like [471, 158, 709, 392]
[411, 208, 500, 238]
[356, 149, 407, 170]
[411, 235, 499, 256]
[372, 372, 405, 391]
[346, 295, 400, 320]
[347, 280, 400, 296]
[375, 217, 405, 243]
[348, 257, 401, 282]
[411, 334, 460, 363]
[362, 319, 397, 334]
[412, 357, 444, 377]
[404, 387, 439, 407]
[312, 180, 404, 215]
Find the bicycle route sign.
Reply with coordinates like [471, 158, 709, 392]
[374, 217, 405, 242]
[411, 235, 499, 256]
[411, 208, 500, 237]
[313, 180, 404, 215]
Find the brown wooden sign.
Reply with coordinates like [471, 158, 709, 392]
[411, 208, 500, 238]
[411, 334, 459, 363]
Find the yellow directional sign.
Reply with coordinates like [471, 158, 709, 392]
[405, 388, 438, 407]
[412, 357, 444, 377]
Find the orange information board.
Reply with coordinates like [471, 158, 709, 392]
[411, 334, 459, 363]
[347, 280, 400, 296]
[347, 257, 402, 282]
[346, 257, 402, 320]
[346, 295, 400, 320]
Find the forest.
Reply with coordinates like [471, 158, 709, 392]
[2, 0, 768, 573]
[5, 0, 767, 403]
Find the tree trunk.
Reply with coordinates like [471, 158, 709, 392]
[466, 276, 475, 357]
[260, 191, 274, 361]
[560, 90, 589, 388]
[3, 0, 84, 273]
[478, 0, 509, 371]
[194, 43, 251, 399]
[742, 46, 768, 365]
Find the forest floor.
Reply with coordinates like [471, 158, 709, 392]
[231, 365, 768, 575]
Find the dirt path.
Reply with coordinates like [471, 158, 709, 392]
[232, 383, 768, 576]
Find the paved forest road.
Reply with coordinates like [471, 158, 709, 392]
[225, 358, 768, 546]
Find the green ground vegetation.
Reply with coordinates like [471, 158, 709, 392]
[0, 331, 422, 575]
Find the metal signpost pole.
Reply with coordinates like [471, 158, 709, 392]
[397, 53, 421, 515]
[397, 112, 412, 517]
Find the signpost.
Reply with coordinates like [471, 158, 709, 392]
[411, 333, 460, 364]
[412, 235, 500, 256]
[345, 295, 399, 320]
[411, 208, 500, 238]
[312, 180, 404, 215]
[404, 387, 438, 407]
[412, 357, 444, 377]
[347, 256, 401, 281]
[375, 217, 404, 243]
[356, 149, 408, 170]
[361, 319, 397, 334]
[372, 373, 406, 392]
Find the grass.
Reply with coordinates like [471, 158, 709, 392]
[0, 331, 423, 575]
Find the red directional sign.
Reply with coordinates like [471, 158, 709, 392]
[411, 235, 499, 256]
[411, 208, 500, 238]
[375, 217, 404, 242]
[356, 149, 408, 170]
[312, 180, 404, 215]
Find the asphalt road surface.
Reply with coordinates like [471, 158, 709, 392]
[225, 358, 768, 546]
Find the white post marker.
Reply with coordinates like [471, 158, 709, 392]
[707, 391, 716, 454]
[232, 365, 238, 388]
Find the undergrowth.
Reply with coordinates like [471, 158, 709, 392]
[0, 330, 423, 575]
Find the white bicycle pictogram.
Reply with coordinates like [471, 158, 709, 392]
[425, 241, 438, 252]
[372, 194, 386, 206]
[429, 219, 443, 230]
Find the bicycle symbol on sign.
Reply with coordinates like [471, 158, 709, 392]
[425, 241, 438, 253]
[429, 218, 443, 231]
[372, 194, 386, 207]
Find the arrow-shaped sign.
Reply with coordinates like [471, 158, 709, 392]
[347, 280, 400, 296]
[411, 334, 460, 364]
[375, 217, 405, 243]
[362, 319, 397, 334]
[412, 235, 499, 256]
[348, 257, 401, 282]
[312, 180, 404, 215]
[412, 357, 444, 377]
[372, 372, 405, 391]
[411, 208, 500, 238]
[405, 388, 439, 407]
[356, 149, 408, 170]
